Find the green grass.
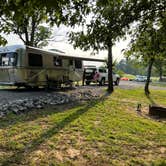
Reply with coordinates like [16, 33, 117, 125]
[122, 74, 136, 79]
[151, 77, 160, 82]
[0, 88, 166, 165]
[151, 82, 166, 87]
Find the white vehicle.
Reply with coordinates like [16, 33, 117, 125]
[83, 66, 120, 86]
[135, 75, 147, 82]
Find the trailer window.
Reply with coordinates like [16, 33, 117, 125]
[54, 57, 62, 66]
[0, 52, 17, 66]
[28, 53, 43, 67]
[69, 59, 73, 66]
[75, 59, 82, 69]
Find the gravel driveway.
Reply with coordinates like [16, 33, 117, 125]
[0, 81, 166, 117]
[0, 81, 165, 104]
[0, 86, 103, 116]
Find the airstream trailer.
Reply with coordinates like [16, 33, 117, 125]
[0, 45, 105, 88]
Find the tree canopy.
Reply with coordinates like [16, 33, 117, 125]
[0, 1, 53, 47]
[125, 11, 166, 94]
[0, 0, 89, 47]
[69, 0, 146, 92]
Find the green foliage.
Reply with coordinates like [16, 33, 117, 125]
[0, 1, 52, 47]
[69, 0, 143, 92]
[69, 0, 137, 51]
[0, 0, 91, 46]
[33, 26, 52, 48]
[116, 59, 148, 76]
[126, 25, 160, 60]
[125, 12, 166, 94]
[115, 70, 125, 77]
[153, 58, 166, 80]
[0, 36, 7, 46]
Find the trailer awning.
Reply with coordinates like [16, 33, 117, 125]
[26, 46, 106, 62]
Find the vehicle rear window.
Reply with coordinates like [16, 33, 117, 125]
[85, 68, 96, 73]
[99, 68, 107, 73]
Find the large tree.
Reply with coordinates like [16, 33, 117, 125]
[154, 58, 166, 81]
[0, 1, 53, 47]
[125, 19, 166, 94]
[69, 0, 145, 93]
[0, 0, 90, 47]
[68, 0, 166, 93]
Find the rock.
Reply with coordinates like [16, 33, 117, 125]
[0, 112, 5, 117]
[12, 107, 20, 114]
[36, 105, 43, 109]
[0, 87, 101, 117]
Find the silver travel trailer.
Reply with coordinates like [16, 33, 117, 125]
[0, 45, 105, 88]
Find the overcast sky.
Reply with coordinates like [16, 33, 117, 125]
[2, 25, 130, 66]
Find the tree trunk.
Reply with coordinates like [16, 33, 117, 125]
[107, 43, 114, 93]
[145, 58, 154, 95]
[159, 65, 163, 81]
[30, 16, 36, 46]
[24, 24, 29, 45]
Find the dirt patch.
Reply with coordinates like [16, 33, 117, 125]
[66, 148, 80, 159]
[54, 151, 64, 161]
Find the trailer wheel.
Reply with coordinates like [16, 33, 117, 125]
[85, 81, 90, 85]
[24, 85, 33, 89]
[32, 86, 39, 90]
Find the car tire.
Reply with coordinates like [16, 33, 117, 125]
[115, 78, 120, 86]
[99, 78, 105, 86]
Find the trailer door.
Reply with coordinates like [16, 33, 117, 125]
[0, 52, 17, 83]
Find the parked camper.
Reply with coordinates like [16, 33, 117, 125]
[0, 45, 105, 88]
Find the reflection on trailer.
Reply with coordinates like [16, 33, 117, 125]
[0, 45, 105, 88]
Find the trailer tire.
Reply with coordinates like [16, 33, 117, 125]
[32, 86, 39, 90]
[85, 81, 90, 85]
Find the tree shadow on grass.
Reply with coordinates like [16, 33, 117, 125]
[0, 102, 79, 129]
[0, 94, 108, 165]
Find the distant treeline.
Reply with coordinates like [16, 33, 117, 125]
[116, 59, 166, 77]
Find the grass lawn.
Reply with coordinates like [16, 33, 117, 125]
[151, 82, 166, 88]
[0, 88, 166, 165]
[123, 74, 136, 80]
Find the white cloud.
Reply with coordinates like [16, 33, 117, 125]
[2, 33, 23, 45]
